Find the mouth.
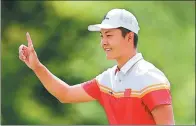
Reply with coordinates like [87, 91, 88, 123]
[104, 48, 112, 52]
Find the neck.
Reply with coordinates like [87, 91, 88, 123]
[116, 50, 137, 69]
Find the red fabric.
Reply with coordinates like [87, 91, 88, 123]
[100, 93, 155, 124]
[142, 89, 172, 111]
[82, 81, 171, 124]
[81, 79, 101, 100]
[124, 89, 131, 97]
[115, 67, 120, 75]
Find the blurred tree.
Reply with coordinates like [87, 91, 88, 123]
[1, 1, 195, 125]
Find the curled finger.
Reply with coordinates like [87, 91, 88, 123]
[19, 51, 26, 60]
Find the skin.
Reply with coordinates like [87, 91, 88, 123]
[18, 30, 175, 125]
[100, 28, 136, 68]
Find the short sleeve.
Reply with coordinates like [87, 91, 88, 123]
[82, 68, 112, 101]
[81, 79, 101, 100]
[141, 68, 172, 112]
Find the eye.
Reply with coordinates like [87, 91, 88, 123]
[107, 35, 112, 37]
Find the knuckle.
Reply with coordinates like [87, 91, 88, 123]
[19, 45, 23, 50]
[19, 51, 23, 55]
[19, 44, 23, 48]
[19, 56, 22, 60]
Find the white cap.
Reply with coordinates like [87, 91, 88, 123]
[88, 9, 140, 34]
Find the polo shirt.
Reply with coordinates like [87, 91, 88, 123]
[82, 53, 172, 125]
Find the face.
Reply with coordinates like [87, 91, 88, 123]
[100, 28, 133, 60]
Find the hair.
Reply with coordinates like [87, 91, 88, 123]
[117, 27, 138, 48]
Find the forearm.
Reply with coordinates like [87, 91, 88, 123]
[33, 63, 69, 102]
[152, 105, 175, 125]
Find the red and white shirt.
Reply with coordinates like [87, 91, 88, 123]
[82, 53, 172, 125]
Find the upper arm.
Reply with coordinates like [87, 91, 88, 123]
[61, 84, 95, 103]
[140, 68, 174, 124]
[60, 79, 101, 103]
[141, 84, 175, 125]
[151, 104, 175, 125]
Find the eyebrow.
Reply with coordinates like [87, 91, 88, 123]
[100, 30, 112, 34]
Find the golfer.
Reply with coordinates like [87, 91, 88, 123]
[18, 8, 175, 125]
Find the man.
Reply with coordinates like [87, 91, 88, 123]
[18, 8, 175, 125]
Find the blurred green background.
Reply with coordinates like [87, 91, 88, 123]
[1, 1, 195, 125]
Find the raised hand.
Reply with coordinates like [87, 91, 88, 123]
[19, 32, 41, 70]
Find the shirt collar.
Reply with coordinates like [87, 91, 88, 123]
[116, 53, 143, 75]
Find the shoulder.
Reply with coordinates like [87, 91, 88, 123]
[135, 60, 172, 111]
[135, 59, 170, 90]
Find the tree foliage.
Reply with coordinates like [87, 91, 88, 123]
[1, 1, 195, 125]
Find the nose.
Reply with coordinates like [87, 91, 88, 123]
[101, 37, 108, 46]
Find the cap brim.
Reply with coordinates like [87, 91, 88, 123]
[88, 24, 120, 31]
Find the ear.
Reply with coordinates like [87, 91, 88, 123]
[127, 32, 134, 43]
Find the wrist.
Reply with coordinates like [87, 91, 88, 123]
[32, 62, 44, 73]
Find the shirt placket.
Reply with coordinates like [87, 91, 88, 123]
[114, 71, 124, 92]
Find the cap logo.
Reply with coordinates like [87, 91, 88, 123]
[103, 14, 109, 20]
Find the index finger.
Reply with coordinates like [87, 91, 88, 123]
[26, 32, 33, 47]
